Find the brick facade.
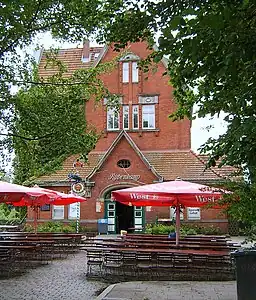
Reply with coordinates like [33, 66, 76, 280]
[30, 41, 231, 233]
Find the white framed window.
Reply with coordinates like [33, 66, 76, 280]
[52, 205, 64, 220]
[142, 105, 155, 129]
[107, 107, 119, 130]
[122, 62, 129, 83]
[132, 62, 139, 83]
[187, 207, 201, 220]
[123, 105, 129, 130]
[132, 105, 139, 129]
[170, 207, 184, 220]
[68, 202, 80, 219]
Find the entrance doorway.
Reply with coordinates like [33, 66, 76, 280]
[104, 189, 145, 234]
[116, 201, 133, 233]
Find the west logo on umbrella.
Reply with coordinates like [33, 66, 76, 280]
[112, 179, 230, 246]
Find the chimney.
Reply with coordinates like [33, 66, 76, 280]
[82, 39, 90, 62]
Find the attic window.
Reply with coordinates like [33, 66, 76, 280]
[94, 53, 100, 58]
[117, 159, 131, 169]
[81, 53, 92, 63]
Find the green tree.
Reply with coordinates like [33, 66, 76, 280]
[12, 55, 120, 184]
[0, 203, 24, 225]
[0, 0, 123, 155]
[87, 0, 256, 226]
[0, 0, 124, 182]
[2, 1, 256, 225]
[92, 0, 256, 182]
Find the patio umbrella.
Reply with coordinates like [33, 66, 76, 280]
[13, 187, 87, 233]
[13, 187, 86, 206]
[0, 181, 57, 204]
[112, 179, 228, 246]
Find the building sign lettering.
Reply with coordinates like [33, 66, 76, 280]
[187, 207, 201, 220]
[109, 173, 141, 181]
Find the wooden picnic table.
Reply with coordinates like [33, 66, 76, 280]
[87, 238, 232, 251]
[107, 242, 229, 251]
[85, 241, 234, 281]
[122, 237, 228, 245]
[87, 246, 230, 256]
[0, 244, 39, 250]
[123, 233, 230, 241]
[0, 239, 58, 245]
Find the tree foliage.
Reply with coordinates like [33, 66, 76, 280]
[0, 0, 124, 182]
[0, 203, 24, 225]
[222, 181, 256, 234]
[0, 0, 124, 108]
[92, 0, 256, 181]
[12, 54, 119, 184]
[2, 1, 256, 224]
[87, 0, 256, 225]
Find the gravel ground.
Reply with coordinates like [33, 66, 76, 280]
[0, 251, 107, 300]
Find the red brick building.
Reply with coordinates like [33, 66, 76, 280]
[30, 41, 234, 233]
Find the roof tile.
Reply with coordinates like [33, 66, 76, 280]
[38, 47, 104, 78]
[37, 150, 237, 184]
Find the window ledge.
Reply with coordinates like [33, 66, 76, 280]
[104, 129, 160, 133]
[105, 129, 121, 132]
[140, 129, 160, 132]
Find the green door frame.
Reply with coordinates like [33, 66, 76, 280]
[104, 190, 145, 234]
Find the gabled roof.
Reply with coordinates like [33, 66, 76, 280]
[36, 149, 238, 186]
[143, 150, 238, 183]
[86, 130, 163, 181]
[38, 42, 169, 78]
[38, 46, 104, 78]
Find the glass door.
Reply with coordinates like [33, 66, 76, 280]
[134, 206, 144, 232]
[105, 201, 116, 233]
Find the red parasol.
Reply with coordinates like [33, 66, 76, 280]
[112, 179, 228, 246]
[13, 187, 86, 206]
[0, 181, 56, 204]
[10, 186, 86, 233]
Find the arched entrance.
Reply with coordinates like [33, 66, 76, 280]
[104, 189, 144, 234]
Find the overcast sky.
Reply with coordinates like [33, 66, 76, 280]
[35, 33, 227, 153]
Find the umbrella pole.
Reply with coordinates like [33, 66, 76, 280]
[175, 205, 180, 246]
[33, 206, 38, 234]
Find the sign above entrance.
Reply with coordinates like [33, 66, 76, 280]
[71, 182, 85, 195]
[109, 173, 141, 181]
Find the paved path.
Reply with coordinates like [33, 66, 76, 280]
[96, 281, 237, 300]
[0, 243, 240, 300]
[0, 252, 107, 300]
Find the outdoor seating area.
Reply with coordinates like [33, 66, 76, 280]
[0, 231, 83, 278]
[84, 234, 238, 281]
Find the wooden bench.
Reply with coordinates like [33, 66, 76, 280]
[85, 246, 234, 281]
